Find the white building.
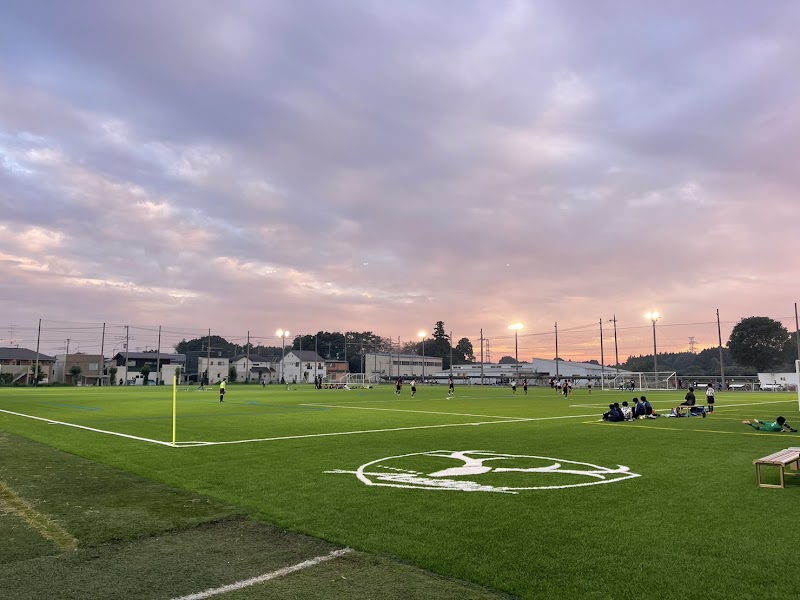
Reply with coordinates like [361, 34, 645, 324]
[230, 354, 280, 383]
[758, 371, 799, 391]
[436, 359, 632, 385]
[198, 355, 230, 384]
[282, 350, 326, 384]
[363, 352, 443, 380]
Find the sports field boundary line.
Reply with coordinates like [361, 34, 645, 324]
[301, 403, 527, 420]
[0, 408, 172, 446]
[170, 548, 353, 600]
[175, 412, 605, 447]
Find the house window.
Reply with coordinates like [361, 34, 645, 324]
[295, 362, 300, 367]
[89, 363, 99, 371]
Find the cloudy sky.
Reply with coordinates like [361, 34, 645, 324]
[1, 1, 798, 360]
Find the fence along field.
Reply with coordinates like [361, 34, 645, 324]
[2, 381, 800, 599]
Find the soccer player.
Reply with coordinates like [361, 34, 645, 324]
[395, 377, 402, 395]
[448, 375, 454, 397]
[705, 383, 715, 413]
[511, 379, 517, 394]
[410, 378, 417, 398]
[219, 377, 227, 402]
[743, 417, 797, 432]
[523, 378, 528, 395]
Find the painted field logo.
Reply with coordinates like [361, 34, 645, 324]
[327, 450, 640, 494]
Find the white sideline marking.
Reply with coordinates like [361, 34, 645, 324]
[0, 409, 172, 446]
[301, 403, 524, 420]
[178, 412, 603, 447]
[171, 548, 352, 600]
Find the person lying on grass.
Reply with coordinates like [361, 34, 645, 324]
[742, 416, 798, 432]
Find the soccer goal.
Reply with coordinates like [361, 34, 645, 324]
[341, 373, 380, 388]
[612, 372, 677, 391]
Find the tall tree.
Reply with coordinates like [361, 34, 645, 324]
[727, 316, 790, 372]
[455, 337, 475, 363]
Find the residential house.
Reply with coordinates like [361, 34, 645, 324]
[229, 354, 280, 383]
[0, 347, 55, 384]
[54, 353, 104, 385]
[282, 350, 326, 384]
[109, 351, 186, 385]
[324, 359, 348, 382]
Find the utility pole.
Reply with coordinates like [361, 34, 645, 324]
[100, 322, 106, 386]
[246, 331, 251, 384]
[600, 318, 605, 391]
[34, 319, 41, 386]
[155, 325, 162, 386]
[716, 309, 725, 388]
[480, 328, 484, 385]
[206, 328, 211, 385]
[125, 326, 130, 385]
[64, 338, 70, 383]
[611, 315, 620, 377]
[554, 322, 559, 379]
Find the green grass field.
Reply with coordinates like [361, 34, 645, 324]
[2, 383, 800, 599]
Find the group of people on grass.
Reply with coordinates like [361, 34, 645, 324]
[602, 396, 654, 421]
[599, 383, 797, 432]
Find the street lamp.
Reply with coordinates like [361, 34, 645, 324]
[418, 331, 426, 382]
[645, 312, 660, 387]
[276, 329, 290, 384]
[508, 323, 523, 383]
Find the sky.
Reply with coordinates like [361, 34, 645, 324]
[1, 1, 799, 361]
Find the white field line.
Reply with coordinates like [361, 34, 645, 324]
[176, 412, 604, 447]
[301, 403, 524, 420]
[0, 409, 172, 446]
[171, 548, 352, 600]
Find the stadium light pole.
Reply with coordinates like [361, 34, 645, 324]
[645, 312, 660, 387]
[418, 331, 426, 382]
[509, 323, 523, 383]
[276, 329, 289, 384]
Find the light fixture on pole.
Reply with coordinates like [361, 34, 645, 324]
[645, 312, 660, 387]
[418, 331, 426, 382]
[276, 329, 289, 384]
[508, 323, 523, 383]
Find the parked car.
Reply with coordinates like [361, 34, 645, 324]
[728, 383, 750, 391]
[759, 383, 784, 391]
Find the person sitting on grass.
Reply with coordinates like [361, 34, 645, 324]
[620, 401, 634, 421]
[742, 416, 798, 432]
[640, 396, 654, 416]
[632, 398, 646, 419]
[602, 403, 624, 422]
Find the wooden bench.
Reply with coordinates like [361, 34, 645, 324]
[754, 449, 800, 488]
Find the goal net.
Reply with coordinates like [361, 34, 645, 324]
[611, 372, 677, 391]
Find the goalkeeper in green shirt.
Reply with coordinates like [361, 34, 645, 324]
[742, 416, 797, 432]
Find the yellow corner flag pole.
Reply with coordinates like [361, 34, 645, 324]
[172, 375, 177, 447]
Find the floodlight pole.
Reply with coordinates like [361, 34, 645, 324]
[795, 302, 800, 362]
[418, 332, 426, 382]
[646, 312, 660, 388]
[554, 322, 559, 379]
[599, 318, 605, 391]
[716, 309, 725, 388]
[611, 315, 620, 377]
